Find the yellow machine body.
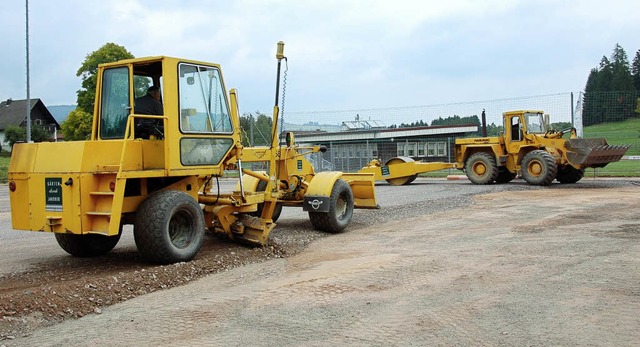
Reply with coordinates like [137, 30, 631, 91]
[453, 110, 629, 185]
[8, 44, 378, 263]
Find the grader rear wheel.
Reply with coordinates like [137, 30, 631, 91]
[384, 156, 417, 186]
[55, 232, 121, 257]
[134, 190, 205, 264]
[521, 150, 558, 186]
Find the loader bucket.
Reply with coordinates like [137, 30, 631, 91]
[564, 138, 630, 168]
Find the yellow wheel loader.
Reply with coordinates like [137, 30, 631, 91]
[8, 42, 378, 264]
[453, 110, 630, 186]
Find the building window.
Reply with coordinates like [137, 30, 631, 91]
[437, 142, 446, 156]
[397, 143, 405, 156]
[418, 143, 425, 156]
[34, 119, 42, 125]
[406, 142, 417, 157]
[427, 143, 436, 157]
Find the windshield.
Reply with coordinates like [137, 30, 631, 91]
[524, 112, 545, 134]
[178, 63, 232, 134]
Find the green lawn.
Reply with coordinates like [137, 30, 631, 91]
[584, 117, 640, 156]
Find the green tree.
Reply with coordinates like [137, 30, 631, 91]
[582, 68, 601, 126]
[632, 49, 640, 91]
[76, 43, 134, 114]
[240, 112, 273, 146]
[61, 108, 93, 140]
[3, 125, 52, 148]
[610, 44, 634, 91]
[582, 44, 640, 126]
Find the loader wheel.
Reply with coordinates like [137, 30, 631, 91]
[309, 179, 354, 233]
[521, 150, 558, 186]
[495, 167, 516, 184]
[556, 166, 584, 184]
[134, 190, 205, 264]
[465, 152, 498, 184]
[384, 157, 417, 186]
[250, 180, 283, 222]
[55, 232, 121, 257]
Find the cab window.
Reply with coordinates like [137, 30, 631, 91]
[178, 63, 232, 133]
[100, 67, 130, 139]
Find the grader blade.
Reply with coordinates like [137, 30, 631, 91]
[565, 138, 630, 168]
[339, 173, 379, 209]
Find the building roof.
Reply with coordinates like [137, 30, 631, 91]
[294, 123, 479, 144]
[0, 98, 60, 131]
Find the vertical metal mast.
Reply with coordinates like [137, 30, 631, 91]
[25, 0, 32, 142]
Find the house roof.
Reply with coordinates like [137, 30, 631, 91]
[0, 98, 60, 131]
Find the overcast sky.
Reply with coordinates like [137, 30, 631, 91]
[1, 0, 639, 122]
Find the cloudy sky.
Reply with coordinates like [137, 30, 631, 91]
[1, 0, 639, 123]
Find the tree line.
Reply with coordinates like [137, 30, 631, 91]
[582, 44, 640, 126]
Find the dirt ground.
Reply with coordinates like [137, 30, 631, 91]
[1, 178, 639, 346]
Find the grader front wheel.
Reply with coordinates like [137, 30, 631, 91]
[521, 150, 558, 186]
[309, 179, 354, 233]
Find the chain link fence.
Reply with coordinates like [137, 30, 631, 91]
[248, 92, 639, 177]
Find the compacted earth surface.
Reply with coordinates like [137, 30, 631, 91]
[1, 178, 639, 346]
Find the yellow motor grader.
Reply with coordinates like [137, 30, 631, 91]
[8, 42, 378, 264]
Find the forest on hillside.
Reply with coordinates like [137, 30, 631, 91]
[582, 44, 640, 126]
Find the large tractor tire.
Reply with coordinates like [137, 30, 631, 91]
[249, 180, 283, 222]
[385, 156, 417, 186]
[134, 190, 205, 264]
[309, 179, 354, 233]
[465, 152, 498, 185]
[55, 232, 121, 257]
[555, 166, 585, 184]
[521, 150, 558, 186]
[495, 167, 517, 184]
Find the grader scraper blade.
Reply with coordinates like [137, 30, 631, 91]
[565, 138, 630, 168]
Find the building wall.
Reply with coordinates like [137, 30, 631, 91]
[318, 136, 457, 172]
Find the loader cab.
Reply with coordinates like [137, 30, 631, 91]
[523, 111, 546, 134]
[94, 57, 240, 171]
[508, 115, 523, 142]
[504, 110, 546, 144]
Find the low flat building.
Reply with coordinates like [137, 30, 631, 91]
[293, 123, 478, 172]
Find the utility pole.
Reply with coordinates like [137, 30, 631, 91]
[25, 0, 32, 142]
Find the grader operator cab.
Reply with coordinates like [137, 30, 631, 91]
[454, 110, 630, 185]
[8, 42, 378, 264]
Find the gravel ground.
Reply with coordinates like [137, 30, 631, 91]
[1, 177, 639, 345]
